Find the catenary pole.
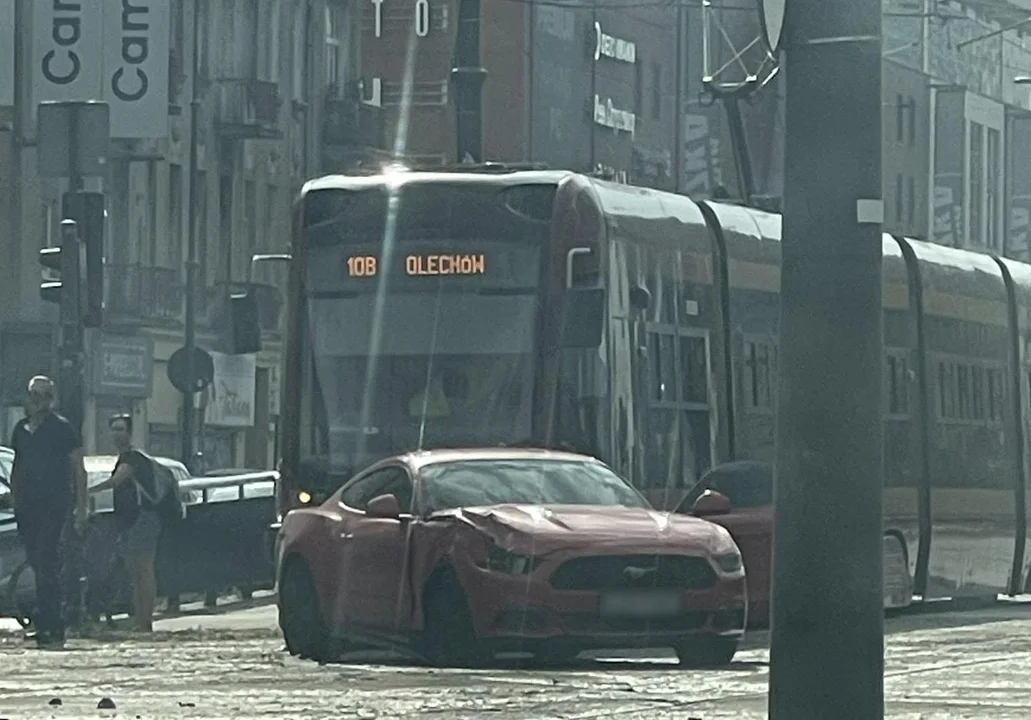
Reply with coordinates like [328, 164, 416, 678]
[768, 0, 885, 716]
[181, 0, 203, 472]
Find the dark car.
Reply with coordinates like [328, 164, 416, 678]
[276, 447, 747, 668]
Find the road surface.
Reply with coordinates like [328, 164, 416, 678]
[1, 601, 1030, 718]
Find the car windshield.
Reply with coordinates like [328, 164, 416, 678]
[418, 459, 650, 513]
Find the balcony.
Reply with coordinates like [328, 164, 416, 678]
[323, 97, 386, 149]
[105, 264, 183, 326]
[212, 79, 283, 140]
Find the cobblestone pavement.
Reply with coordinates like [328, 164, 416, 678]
[0, 604, 1030, 718]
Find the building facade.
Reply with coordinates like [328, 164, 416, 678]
[0, 0, 363, 469]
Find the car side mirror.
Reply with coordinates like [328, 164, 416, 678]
[367, 493, 402, 519]
[691, 489, 732, 517]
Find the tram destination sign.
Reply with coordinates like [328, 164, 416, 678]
[309, 240, 542, 293]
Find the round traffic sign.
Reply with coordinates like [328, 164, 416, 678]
[758, 0, 786, 55]
[167, 346, 215, 394]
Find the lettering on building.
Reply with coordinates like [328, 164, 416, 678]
[593, 95, 635, 135]
[594, 22, 636, 63]
[111, 0, 150, 102]
[42, 0, 85, 85]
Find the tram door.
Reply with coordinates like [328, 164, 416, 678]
[643, 326, 713, 509]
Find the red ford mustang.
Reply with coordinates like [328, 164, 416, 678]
[275, 448, 747, 667]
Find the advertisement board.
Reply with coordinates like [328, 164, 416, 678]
[31, 0, 169, 138]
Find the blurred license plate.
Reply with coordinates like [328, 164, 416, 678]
[600, 591, 683, 618]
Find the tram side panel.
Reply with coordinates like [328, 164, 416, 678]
[883, 236, 923, 590]
[910, 242, 1019, 599]
[997, 258, 1031, 594]
[702, 203, 781, 466]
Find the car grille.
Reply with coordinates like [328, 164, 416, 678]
[549, 554, 717, 591]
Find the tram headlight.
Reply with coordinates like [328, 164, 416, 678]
[297, 490, 312, 505]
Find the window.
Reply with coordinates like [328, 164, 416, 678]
[896, 94, 904, 143]
[744, 340, 776, 411]
[291, 1, 306, 100]
[938, 360, 1004, 422]
[340, 467, 409, 511]
[886, 353, 909, 415]
[895, 174, 904, 225]
[325, 5, 342, 87]
[218, 173, 233, 281]
[986, 127, 1000, 249]
[634, 57, 643, 117]
[988, 368, 1004, 422]
[168, 164, 183, 269]
[907, 96, 915, 146]
[969, 122, 983, 246]
[907, 175, 916, 227]
[680, 335, 707, 404]
[651, 62, 662, 120]
[257, 0, 282, 82]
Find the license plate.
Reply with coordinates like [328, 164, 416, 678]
[600, 591, 683, 618]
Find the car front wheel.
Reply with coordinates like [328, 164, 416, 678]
[420, 568, 488, 668]
[675, 636, 739, 668]
[279, 560, 336, 663]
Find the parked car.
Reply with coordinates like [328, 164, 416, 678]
[674, 460, 914, 627]
[276, 448, 747, 667]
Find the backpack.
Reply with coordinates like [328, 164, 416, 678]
[133, 452, 184, 525]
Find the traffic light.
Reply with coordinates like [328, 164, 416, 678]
[39, 220, 86, 327]
[61, 191, 105, 327]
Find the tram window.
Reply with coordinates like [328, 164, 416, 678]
[886, 354, 909, 415]
[971, 366, 984, 419]
[649, 333, 678, 402]
[744, 341, 775, 411]
[988, 369, 1004, 422]
[680, 336, 708, 404]
[957, 365, 971, 419]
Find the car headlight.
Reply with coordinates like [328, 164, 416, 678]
[485, 543, 538, 574]
[714, 551, 743, 573]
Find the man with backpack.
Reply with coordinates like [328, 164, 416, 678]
[90, 413, 179, 632]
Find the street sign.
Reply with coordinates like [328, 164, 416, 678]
[37, 101, 109, 178]
[758, 0, 786, 55]
[167, 346, 215, 395]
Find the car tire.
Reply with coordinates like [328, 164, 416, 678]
[675, 636, 739, 668]
[6, 560, 34, 629]
[420, 568, 488, 668]
[278, 559, 336, 663]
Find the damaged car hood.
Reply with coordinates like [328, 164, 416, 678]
[434, 504, 735, 555]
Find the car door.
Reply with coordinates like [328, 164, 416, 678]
[333, 467, 409, 632]
[676, 462, 774, 625]
[341, 465, 415, 633]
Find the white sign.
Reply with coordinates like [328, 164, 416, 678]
[594, 22, 636, 64]
[32, 0, 169, 139]
[33, 0, 105, 104]
[205, 352, 257, 428]
[103, 0, 170, 138]
[0, 0, 14, 106]
[594, 95, 635, 135]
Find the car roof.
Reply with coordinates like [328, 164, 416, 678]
[392, 447, 604, 472]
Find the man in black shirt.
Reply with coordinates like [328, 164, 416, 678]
[9, 376, 88, 649]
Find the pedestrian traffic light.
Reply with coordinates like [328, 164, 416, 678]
[61, 191, 105, 327]
[39, 220, 86, 326]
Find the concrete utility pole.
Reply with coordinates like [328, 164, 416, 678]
[768, 0, 884, 716]
[181, 0, 203, 472]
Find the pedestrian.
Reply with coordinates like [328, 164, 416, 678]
[90, 413, 160, 632]
[8, 376, 88, 649]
